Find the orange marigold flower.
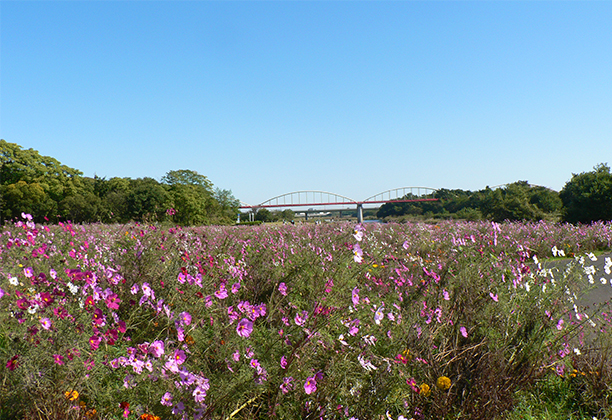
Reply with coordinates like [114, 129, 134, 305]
[64, 390, 79, 401]
[436, 376, 451, 391]
[419, 383, 431, 397]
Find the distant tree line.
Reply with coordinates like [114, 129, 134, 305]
[0, 140, 240, 225]
[377, 164, 612, 224]
[2, 140, 610, 225]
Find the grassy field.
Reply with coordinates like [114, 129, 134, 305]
[1, 217, 612, 419]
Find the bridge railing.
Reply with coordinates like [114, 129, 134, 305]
[239, 187, 439, 212]
[255, 190, 358, 209]
[362, 187, 438, 205]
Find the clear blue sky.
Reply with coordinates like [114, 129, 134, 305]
[2, 1, 611, 205]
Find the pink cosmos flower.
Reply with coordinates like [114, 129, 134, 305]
[117, 320, 127, 333]
[160, 391, 173, 406]
[353, 226, 364, 241]
[179, 311, 192, 326]
[231, 282, 241, 294]
[304, 376, 317, 394]
[174, 349, 186, 365]
[407, 377, 419, 393]
[6, 355, 18, 371]
[374, 306, 384, 325]
[141, 282, 153, 297]
[236, 318, 253, 338]
[294, 311, 308, 327]
[353, 244, 363, 263]
[280, 355, 288, 369]
[278, 282, 288, 296]
[460, 327, 468, 338]
[172, 401, 185, 415]
[351, 287, 360, 306]
[280, 376, 294, 394]
[557, 319, 564, 330]
[106, 293, 121, 310]
[193, 385, 207, 404]
[40, 317, 52, 330]
[89, 335, 101, 351]
[215, 284, 228, 299]
[53, 354, 64, 365]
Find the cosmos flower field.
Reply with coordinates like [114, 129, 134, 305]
[1, 215, 612, 419]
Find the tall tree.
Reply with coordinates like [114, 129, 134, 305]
[161, 170, 215, 225]
[0, 140, 84, 222]
[560, 163, 612, 224]
[127, 178, 171, 223]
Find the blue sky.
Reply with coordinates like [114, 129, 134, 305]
[2, 1, 611, 206]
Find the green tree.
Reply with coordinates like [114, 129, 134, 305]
[560, 163, 612, 224]
[161, 169, 213, 192]
[127, 178, 171, 222]
[477, 182, 545, 222]
[280, 209, 295, 221]
[529, 186, 562, 214]
[254, 208, 273, 222]
[161, 170, 216, 225]
[212, 188, 241, 224]
[98, 177, 132, 223]
[0, 140, 85, 222]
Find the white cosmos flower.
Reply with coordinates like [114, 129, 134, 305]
[9, 277, 18, 286]
[604, 257, 612, 275]
[357, 354, 377, 371]
[67, 282, 79, 295]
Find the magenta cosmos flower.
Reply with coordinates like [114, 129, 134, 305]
[149, 340, 165, 358]
[304, 376, 317, 394]
[173, 349, 187, 365]
[236, 318, 253, 338]
[278, 282, 288, 296]
[179, 311, 192, 326]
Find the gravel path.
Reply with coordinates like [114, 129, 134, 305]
[539, 251, 612, 314]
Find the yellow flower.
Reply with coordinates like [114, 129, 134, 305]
[436, 376, 451, 391]
[419, 383, 431, 397]
[64, 390, 79, 401]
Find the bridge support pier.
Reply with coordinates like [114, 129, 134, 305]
[357, 204, 363, 224]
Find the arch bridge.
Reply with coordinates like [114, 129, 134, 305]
[240, 187, 439, 223]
